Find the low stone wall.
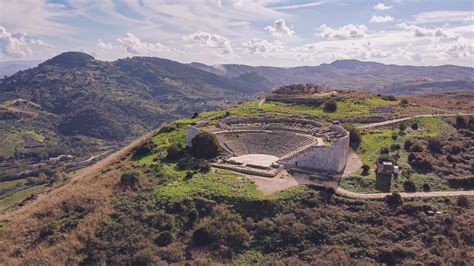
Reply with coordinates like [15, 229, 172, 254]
[278, 126, 349, 173]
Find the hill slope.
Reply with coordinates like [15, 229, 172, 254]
[0, 52, 272, 176]
[190, 60, 474, 93]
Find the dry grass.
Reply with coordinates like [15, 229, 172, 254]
[404, 91, 474, 112]
[0, 130, 155, 264]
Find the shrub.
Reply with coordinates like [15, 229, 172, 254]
[456, 196, 470, 208]
[422, 183, 431, 192]
[344, 124, 361, 149]
[191, 112, 199, 119]
[166, 144, 183, 161]
[427, 137, 443, 153]
[381, 95, 398, 101]
[455, 116, 468, 129]
[120, 171, 140, 188]
[385, 193, 403, 207]
[361, 164, 370, 175]
[133, 140, 155, 158]
[323, 100, 337, 112]
[400, 99, 409, 106]
[399, 123, 407, 131]
[392, 134, 398, 141]
[184, 171, 194, 180]
[410, 142, 424, 152]
[159, 124, 177, 133]
[408, 153, 432, 170]
[191, 132, 221, 159]
[404, 139, 414, 151]
[411, 122, 419, 130]
[199, 161, 211, 173]
[390, 144, 401, 151]
[155, 231, 175, 246]
[380, 147, 389, 155]
[448, 144, 462, 155]
[403, 180, 416, 192]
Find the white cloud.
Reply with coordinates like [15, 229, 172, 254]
[183, 31, 233, 55]
[242, 39, 283, 54]
[0, 26, 53, 58]
[97, 39, 113, 49]
[370, 15, 394, 23]
[265, 18, 295, 37]
[397, 23, 460, 39]
[319, 24, 368, 40]
[374, 3, 392, 11]
[272, 1, 325, 10]
[412, 10, 474, 24]
[117, 33, 170, 55]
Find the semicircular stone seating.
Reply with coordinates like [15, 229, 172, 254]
[217, 130, 319, 159]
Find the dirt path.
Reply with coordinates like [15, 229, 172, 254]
[356, 113, 473, 129]
[336, 187, 474, 199]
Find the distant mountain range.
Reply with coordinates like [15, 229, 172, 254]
[189, 60, 474, 94]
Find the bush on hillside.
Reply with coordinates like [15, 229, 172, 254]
[411, 122, 419, 130]
[456, 196, 470, 208]
[120, 171, 140, 189]
[191, 132, 221, 159]
[380, 147, 389, 155]
[390, 144, 401, 151]
[399, 123, 407, 131]
[385, 193, 402, 207]
[166, 144, 184, 161]
[400, 99, 409, 106]
[427, 137, 443, 153]
[344, 124, 361, 150]
[403, 180, 416, 192]
[410, 142, 424, 153]
[323, 100, 337, 113]
[422, 183, 431, 192]
[408, 153, 432, 170]
[392, 134, 398, 141]
[455, 116, 468, 129]
[133, 140, 156, 158]
[404, 139, 413, 151]
[361, 164, 370, 175]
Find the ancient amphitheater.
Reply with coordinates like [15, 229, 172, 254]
[187, 116, 350, 178]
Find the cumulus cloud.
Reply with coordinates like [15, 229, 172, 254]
[374, 3, 392, 11]
[370, 15, 394, 23]
[97, 39, 113, 49]
[265, 19, 295, 37]
[117, 33, 170, 54]
[242, 39, 282, 54]
[183, 31, 233, 55]
[0, 26, 53, 58]
[397, 23, 459, 39]
[319, 24, 368, 40]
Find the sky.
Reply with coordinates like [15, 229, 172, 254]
[0, 0, 473, 67]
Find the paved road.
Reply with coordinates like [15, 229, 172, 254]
[337, 187, 474, 199]
[356, 113, 473, 129]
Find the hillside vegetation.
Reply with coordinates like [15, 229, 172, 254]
[0, 91, 472, 264]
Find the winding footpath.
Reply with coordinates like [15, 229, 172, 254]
[356, 113, 473, 129]
[339, 112, 474, 199]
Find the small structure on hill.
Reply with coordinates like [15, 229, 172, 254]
[377, 161, 399, 175]
[265, 83, 352, 105]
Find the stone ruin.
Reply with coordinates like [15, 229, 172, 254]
[186, 116, 350, 177]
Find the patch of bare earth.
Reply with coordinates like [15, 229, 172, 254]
[0, 131, 154, 264]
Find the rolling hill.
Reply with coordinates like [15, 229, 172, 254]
[189, 60, 474, 94]
[0, 52, 272, 176]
